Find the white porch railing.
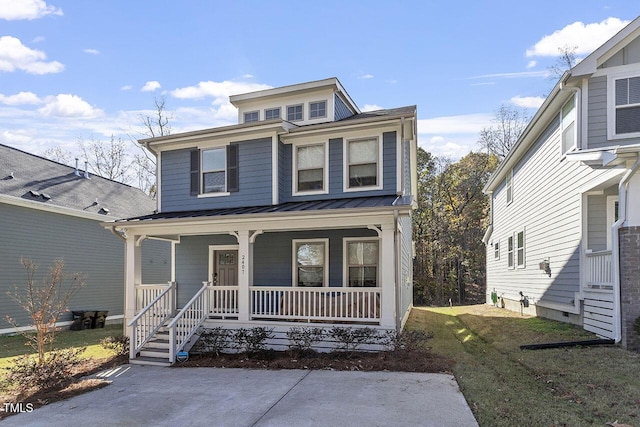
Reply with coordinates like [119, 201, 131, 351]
[167, 282, 209, 363]
[249, 287, 381, 323]
[128, 282, 176, 359]
[585, 250, 613, 289]
[208, 285, 239, 318]
[136, 284, 170, 310]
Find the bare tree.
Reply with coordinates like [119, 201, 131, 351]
[79, 135, 132, 183]
[41, 146, 74, 166]
[478, 104, 531, 159]
[548, 45, 578, 81]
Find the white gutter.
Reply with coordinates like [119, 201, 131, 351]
[612, 154, 640, 343]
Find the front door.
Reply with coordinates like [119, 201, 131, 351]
[214, 250, 238, 286]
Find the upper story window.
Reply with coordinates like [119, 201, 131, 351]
[202, 148, 226, 193]
[506, 169, 513, 205]
[244, 111, 259, 123]
[309, 101, 327, 119]
[265, 107, 280, 120]
[294, 143, 326, 194]
[293, 239, 328, 287]
[345, 239, 379, 287]
[287, 104, 303, 122]
[614, 76, 640, 135]
[561, 95, 576, 154]
[346, 137, 380, 190]
[190, 145, 239, 196]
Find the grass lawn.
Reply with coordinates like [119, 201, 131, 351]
[409, 305, 640, 427]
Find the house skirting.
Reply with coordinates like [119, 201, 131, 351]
[619, 226, 640, 351]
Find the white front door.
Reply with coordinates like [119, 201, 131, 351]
[214, 250, 238, 286]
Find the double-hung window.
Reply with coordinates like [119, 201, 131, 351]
[190, 145, 239, 196]
[309, 101, 326, 119]
[345, 239, 379, 287]
[561, 95, 576, 154]
[287, 104, 303, 121]
[346, 137, 380, 189]
[295, 143, 326, 193]
[293, 239, 327, 287]
[265, 107, 280, 120]
[244, 111, 259, 123]
[507, 236, 514, 268]
[493, 241, 500, 260]
[202, 148, 226, 193]
[516, 230, 525, 268]
[506, 169, 513, 205]
[613, 75, 640, 137]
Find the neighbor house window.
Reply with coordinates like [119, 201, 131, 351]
[295, 143, 326, 193]
[346, 137, 379, 189]
[309, 101, 327, 119]
[507, 236, 514, 268]
[265, 107, 280, 120]
[493, 241, 500, 260]
[287, 104, 303, 121]
[190, 145, 239, 196]
[345, 239, 379, 287]
[293, 239, 328, 287]
[561, 95, 576, 154]
[506, 169, 513, 205]
[614, 76, 640, 135]
[516, 230, 525, 268]
[244, 111, 259, 123]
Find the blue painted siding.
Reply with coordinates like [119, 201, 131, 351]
[160, 137, 273, 212]
[334, 94, 354, 121]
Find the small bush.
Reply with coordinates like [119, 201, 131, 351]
[382, 329, 433, 353]
[328, 327, 380, 354]
[4, 347, 85, 392]
[286, 327, 325, 352]
[198, 327, 231, 356]
[231, 327, 274, 354]
[100, 335, 129, 356]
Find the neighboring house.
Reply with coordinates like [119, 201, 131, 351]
[105, 77, 418, 365]
[483, 16, 640, 349]
[0, 144, 170, 334]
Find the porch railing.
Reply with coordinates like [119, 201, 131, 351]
[128, 281, 176, 359]
[585, 250, 613, 290]
[136, 283, 170, 310]
[249, 286, 381, 323]
[207, 285, 239, 318]
[167, 282, 209, 363]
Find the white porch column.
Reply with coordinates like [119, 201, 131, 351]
[380, 221, 397, 328]
[124, 235, 142, 337]
[237, 230, 250, 321]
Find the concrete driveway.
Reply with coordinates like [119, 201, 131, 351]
[2, 365, 478, 427]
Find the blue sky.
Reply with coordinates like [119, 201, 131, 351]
[1, 1, 638, 161]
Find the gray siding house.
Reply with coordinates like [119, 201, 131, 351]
[106, 78, 418, 365]
[0, 144, 170, 333]
[483, 16, 640, 349]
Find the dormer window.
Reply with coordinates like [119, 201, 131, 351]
[287, 104, 303, 121]
[244, 111, 259, 123]
[265, 107, 280, 120]
[309, 101, 326, 119]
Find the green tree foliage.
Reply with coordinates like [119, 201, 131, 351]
[413, 149, 498, 306]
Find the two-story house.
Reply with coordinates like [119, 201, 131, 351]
[483, 16, 640, 349]
[105, 78, 418, 364]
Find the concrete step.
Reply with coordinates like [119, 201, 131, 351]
[130, 356, 172, 367]
[140, 347, 170, 358]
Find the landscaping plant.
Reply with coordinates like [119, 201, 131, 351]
[198, 327, 231, 356]
[286, 327, 325, 352]
[328, 326, 380, 355]
[231, 327, 274, 354]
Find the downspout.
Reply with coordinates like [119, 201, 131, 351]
[110, 225, 126, 242]
[612, 154, 640, 343]
[394, 208, 401, 332]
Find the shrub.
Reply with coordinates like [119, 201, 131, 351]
[4, 347, 85, 392]
[100, 335, 130, 356]
[328, 327, 380, 354]
[198, 327, 231, 356]
[382, 329, 433, 353]
[231, 327, 274, 354]
[286, 327, 325, 352]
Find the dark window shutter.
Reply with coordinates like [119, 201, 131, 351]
[227, 144, 239, 192]
[190, 149, 200, 196]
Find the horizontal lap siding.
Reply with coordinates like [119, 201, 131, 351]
[487, 115, 612, 308]
[587, 195, 607, 251]
[160, 138, 272, 212]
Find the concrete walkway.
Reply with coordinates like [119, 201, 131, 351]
[2, 365, 478, 427]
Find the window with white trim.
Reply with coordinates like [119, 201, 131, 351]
[294, 143, 326, 193]
[347, 137, 379, 188]
[244, 111, 259, 123]
[614, 76, 640, 135]
[345, 239, 379, 287]
[293, 239, 327, 287]
[493, 241, 500, 260]
[561, 95, 576, 154]
[507, 236, 514, 268]
[265, 107, 280, 120]
[506, 169, 513, 205]
[202, 148, 227, 193]
[190, 145, 239, 196]
[287, 104, 303, 121]
[309, 101, 327, 119]
[516, 230, 525, 268]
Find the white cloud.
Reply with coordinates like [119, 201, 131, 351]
[0, 91, 42, 105]
[526, 60, 537, 69]
[171, 80, 272, 104]
[38, 94, 103, 118]
[471, 70, 549, 79]
[141, 81, 161, 92]
[526, 17, 630, 57]
[0, 36, 64, 74]
[1, 130, 33, 144]
[359, 74, 374, 79]
[361, 104, 383, 112]
[418, 113, 493, 135]
[0, 0, 62, 20]
[120, 85, 133, 91]
[83, 48, 99, 55]
[510, 96, 544, 109]
[419, 135, 480, 159]
[242, 73, 254, 78]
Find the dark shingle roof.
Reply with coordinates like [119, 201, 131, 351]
[114, 195, 412, 224]
[337, 106, 417, 122]
[0, 144, 156, 219]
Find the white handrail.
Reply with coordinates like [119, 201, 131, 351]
[128, 281, 176, 359]
[167, 282, 209, 362]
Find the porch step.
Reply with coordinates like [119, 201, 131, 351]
[139, 347, 170, 359]
[129, 356, 172, 367]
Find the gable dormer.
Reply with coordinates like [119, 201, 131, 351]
[229, 77, 360, 126]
